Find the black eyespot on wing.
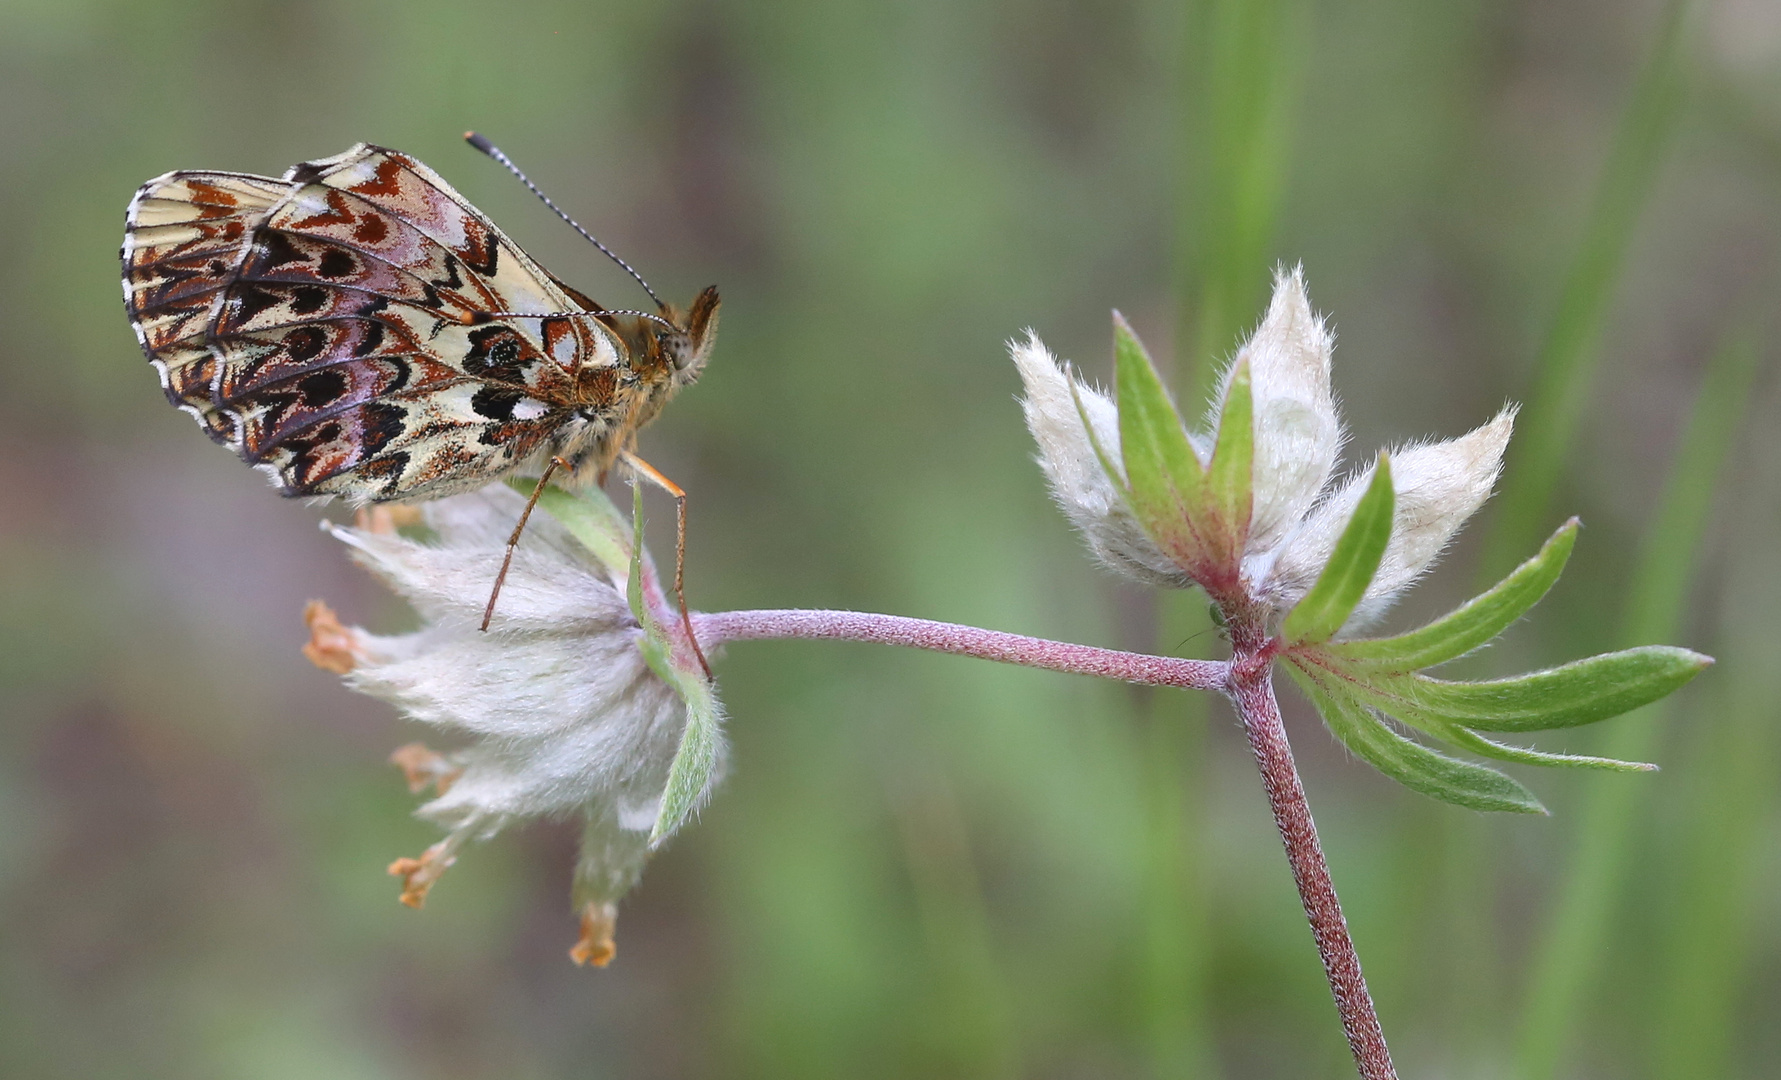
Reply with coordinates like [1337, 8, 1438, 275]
[350, 320, 386, 358]
[284, 325, 328, 364]
[290, 285, 328, 315]
[252, 230, 309, 271]
[359, 400, 406, 456]
[463, 324, 529, 382]
[297, 369, 348, 408]
[317, 248, 356, 278]
[233, 283, 284, 323]
[471, 385, 523, 421]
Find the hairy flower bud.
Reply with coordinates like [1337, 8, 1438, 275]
[1014, 266, 1513, 634]
[305, 484, 723, 963]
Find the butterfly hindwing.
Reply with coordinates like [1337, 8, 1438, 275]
[123, 144, 627, 503]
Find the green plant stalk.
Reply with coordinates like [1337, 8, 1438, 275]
[1177, 0, 1306, 394]
[1430, 4, 1693, 1064]
[891, 767, 1018, 1079]
[1138, 595, 1217, 1080]
[1512, 330, 1759, 1078]
[1649, 647, 1775, 1079]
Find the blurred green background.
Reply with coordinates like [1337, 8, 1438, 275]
[2, 0, 1778, 1076]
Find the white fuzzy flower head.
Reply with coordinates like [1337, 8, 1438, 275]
[303, 484, 724, 966]
[1012, 266, 1514, 635]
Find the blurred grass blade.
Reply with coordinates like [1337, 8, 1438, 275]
[1282, 454, 1393, 646]
[1650, 625, 1778, 1079]
[1480, 0, 1694, 579]
[1514, 323, 1760, 1077]
[1289, 665, 1545, 814]
[1445, 5, 1696, 1063]
[1392, 647, 1710, 732]
[1331, 520, 1577, 671]
[1178, 0, 1308, 392]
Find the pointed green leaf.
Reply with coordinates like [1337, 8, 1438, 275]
[1288, 664, 1546, 814]
[1114, 311, 1206, 528]
[1206, 359, 1254, 554]
[1303, 648, 1656, 772]
[1281, 454, 1394, 646]
[1431, 721, 1655, 774]
[1330, 519, 1578, 671]
[652, 678, 724, 845]
[1359, 646, 1711, 732]
[624, 483, 725, 846]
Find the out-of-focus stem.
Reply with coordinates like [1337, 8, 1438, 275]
[694, 608, 1229, 691]
[1227, 652, 1398, 1080]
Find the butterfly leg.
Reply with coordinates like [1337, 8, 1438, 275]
[620, 451, 712, 679]
[480, 456, 571, 632]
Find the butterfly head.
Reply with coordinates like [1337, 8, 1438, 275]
[653, 286, 721, 387]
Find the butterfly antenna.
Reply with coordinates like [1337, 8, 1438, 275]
[464, 131, 666, 310]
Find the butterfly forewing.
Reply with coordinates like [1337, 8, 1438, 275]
[123, 143, 629, 503]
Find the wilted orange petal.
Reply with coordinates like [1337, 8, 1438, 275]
[388, 743, 464, 795]
[569, 901, 618, 967]
[387, 842, 455, 909]
[302, 600, 361, 675]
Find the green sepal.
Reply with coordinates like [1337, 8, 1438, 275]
[624, 483, 724, 847]
[1206, 360, 1254, 559]
[1069, 370, 1126, 493]
[1113, 311, 1207, 536]
[1328, 519, 1578, 671]
[626, 482, 653, 628]
[1281, 454, 1394, 646]
[1288, 663, 1546, 814]
[510, 477, 633, 578]
[652, 680, 723, 847]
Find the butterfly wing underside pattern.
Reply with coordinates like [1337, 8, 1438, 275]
[122, 144, 630, 503]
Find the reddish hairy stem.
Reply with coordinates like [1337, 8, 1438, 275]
[1228, 654, 1398, 1080]
[694, 609, 1229, 691]
[696, 605, 1394, 1076]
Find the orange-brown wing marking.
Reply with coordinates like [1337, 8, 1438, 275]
[122, 145, 629, 503]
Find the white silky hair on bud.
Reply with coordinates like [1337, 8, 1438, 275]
[327, 485, 717, 900]
[1012, 268, 1517, 636]
[1210, 265, 1345, 557]
[1010, 332, 1193, 588]
[1263, 406, 1517, 631]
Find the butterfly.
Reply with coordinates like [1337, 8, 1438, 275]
[122, 138, 718, 503]
[122, 136, 718, 658]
